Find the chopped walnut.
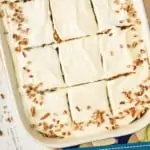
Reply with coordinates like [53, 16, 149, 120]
[0, 130, 3, 136]
[53, 30, 62, 43]
[40, 113, 50, 120]
[0, 94, 5, 99]
[31, 106, 36, 117]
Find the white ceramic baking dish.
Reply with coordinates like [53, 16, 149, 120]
[0, 0, 150, 148]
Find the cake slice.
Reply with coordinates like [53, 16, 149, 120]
[68, 81, 112, 136]
[107, 61, 150, 126]
[50, 0, 98, 40]
[12, 45, 65, 91]
[99, 25, 148, 79]
[59, 36, 104, 86]
[91, 0, 136, 32]
[22, 89, 72, 138]
[1, 0, 54, 49]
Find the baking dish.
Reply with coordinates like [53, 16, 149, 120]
[0, 0, 150, 148]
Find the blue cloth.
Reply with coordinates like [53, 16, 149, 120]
[63, 134, 141, 150]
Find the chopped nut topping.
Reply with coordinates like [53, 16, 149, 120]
[43, 122, 49, 131]
[116, 25, 133, 30]
[67, 131, 71, 136]
[93, 110, 105, 124]
[120, 101, 125, 105]
[62, 132, 66, 136]
[126, 18, 131, 23]
[87, 105, 91, 110]
[9, 2, 16, 9]
[6, 117, 13, 123]
[0, 10, 4, 18]
[75, 106, 81, 112]
[122, 91, 133, 103]
[135, 19, 141, 24]
[53, 30, 62, 43]
[19, 38, 28, 45]
[115, 10, 120, 14]
[31, 106, 36, 117]
[29, 75, 34, 78]
[38, 123, 42, 126]
[40, 113, 50, 120]
[60, 124, 64, 128]
[140, 49, 145, 53]
[15, 46, 21, 52]
[13, 34, 20, 41]
[134, 35, 138, 38]
[133, 58, 143, 68]
[127, 44, 131, 48]
[104, 29, 112, 34]
[0, 130, 3, 136]
[110, 118, 116, 125]
[63, 110, 68, 115]
[0, 94, 5, 99]
[22, 51, 27, 57]
[139, 39, 144, 43]
[129, 107, 136, 117]
[120, 44, 123, 48]
[132, 41, 138, 48]
[30, 124, 36, 128]
[109, 33, 113, 36]
[110, 51, 114, 56]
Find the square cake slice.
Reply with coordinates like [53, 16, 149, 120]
[1, 0, 54, 48]
[12, 45, 65, 91]
[59, 36, 104, 86]
[50, 0, 98, 40]
[68, 81, 112, 136]
[107, 62, 150, 126]
[22, 89, 72, 138]
[99, 25, 148, 79]
[91, 0, 136, 32]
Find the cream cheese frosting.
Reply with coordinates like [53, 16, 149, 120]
[22, 89, 72, 138]
[68, 81, 112, 136]
[59, 36, 104, 86]
[11, 45, 65, 91]
[50, 0, 98, 40]
[99, 25, 148, 78]
[1, 0, 54, 48]
[107, 61, 150, 126]
[91, 0, 137, 32]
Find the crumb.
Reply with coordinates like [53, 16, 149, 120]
[0, 130, 3, 136]
[0, 94, 5, 99]
[40, 113, 50, 120]
[75, 106, 81, 112]
[6, 117, 13, 123]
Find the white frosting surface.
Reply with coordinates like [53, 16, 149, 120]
[68, 81, 111, 136]
[68, 81, 109, 122]
[107, 62, 150, 126]
[59, 36, 104, 86]
[50, 0, 98, 40]
[91, 0, 134, 32]
[99, 25, 147, 78]
[1, 0, 54, 48]
[22, 89, 72, 137]
[12, 46, 65, 90]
